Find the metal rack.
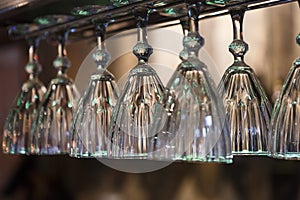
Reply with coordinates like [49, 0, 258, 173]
[0, 0, 296, 42]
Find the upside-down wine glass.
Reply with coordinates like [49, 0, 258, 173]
[3, 24, 46, 155]
[70, 5, 119, 158]
[109, 3, 165, 159]
[270, 34, 300, 160]
[149, 0, 232, 163]
[218, 6, 272, 155]
[33, 15, 80, 155]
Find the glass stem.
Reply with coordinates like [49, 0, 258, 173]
[135, 7, 149, 43]
[179, 18, 189, 61]
[136, 19, 149, 63]
[53, 30, 71, 75]
[186, 0, 201, 33]
[57, 42, 66, 75]
[97, 36, 103, 50]
[26, 37, 41, 79]
[180, 17, 189, 36]
[188, 15, 198, 34]
[137, 25, 147, 44]
[183, 1, 204, 59]
[57, 35, 67, 58]
[230, 7, 246, 62]
[93, 21, 110, 70]
[28, 38, 39, 63]
[133, 7, 153, 64]
[94, 21, 107, 51]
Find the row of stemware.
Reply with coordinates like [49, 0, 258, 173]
[2, 0, 300, 163]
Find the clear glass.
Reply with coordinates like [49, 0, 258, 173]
[108, 6, 165, 159]
[2, 24, 46, 155]
[33, 15, 80, 155]
[218, 7, 272, 155]
[270, 34, 300, 160]
[149, 1, 232, 163]
[70, 6, 119, 158]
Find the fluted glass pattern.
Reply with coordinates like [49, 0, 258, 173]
[218, 7, 272, 155]
[150, 58, 232, 163]
[3, 23, 46, 155]
[219, 62, 272, 155]
[71, 70, 119, 157]
[271, 58, 300, 160]
[34, 74, 79, 154]
[3, 79, 46, 154]
[149, 1, 232, 163]
[109, 65, 165, 159]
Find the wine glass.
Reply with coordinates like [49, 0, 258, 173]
[149, 0, 232, 163]
[218, 6, 272, 155]
[33, 15, 80, 155]
[108, 3, 165, 159]
[70, 5, 119, 158]
[2, 23, 46, 155]
[270, 33, 300, 160]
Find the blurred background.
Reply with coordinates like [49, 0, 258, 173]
[1, 1, 300, 200]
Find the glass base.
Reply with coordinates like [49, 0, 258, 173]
[3, 149, 26, 155]
[176, 156, 233, 164]
[70, 151, 109, 158]
[92, 151, 109, 158]
[110, 153, 148, 159]
[232, 150, 270, 156]
[148, 153, 233, 164]
[147, 154, 175, 162]
[69, 152, 89, 158]
[271, 153, 300, 160]
[39, 147, 69, 155]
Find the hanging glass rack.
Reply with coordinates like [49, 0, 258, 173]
[0, 0, 296, 41]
